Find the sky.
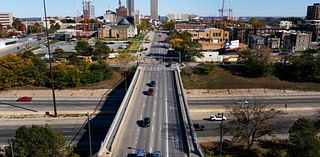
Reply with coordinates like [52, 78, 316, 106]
[0, 0, 316, 18]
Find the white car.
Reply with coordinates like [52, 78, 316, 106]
[209, 114, 226, 121]
[237, 100, 249, 104]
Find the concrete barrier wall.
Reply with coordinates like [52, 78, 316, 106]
[96, 67, 142, 157]
[174, 68, 204, 157]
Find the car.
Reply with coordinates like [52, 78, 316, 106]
[143, 117, 151, 127]
[149, 81, 156, 87]
[147, 88, 155, 96]
[136, 149, 146, 157]
[209, 114, 226, 121]
[16, 96, 32, 102]
[152, 151, 161, 157]
[193, 123, 205, 131]
[237, 100, 249, 104]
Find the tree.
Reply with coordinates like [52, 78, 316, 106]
[93, 41, 110, 59]
[53, 64, 81, 89]
[225, 101, 281, 150]
[288, 118, 320, 157]
[242, 51, 274, 77]
[163, 21, 175, 31]
[75, 40, 93, 56]
[12, 18, 26, 32]
[5, 125, 67, 157]
[82, 60, 112, 84]
[249, 17, 265, 28]
[50, 23, 61, 32]
[137, 21, 148, 32]
[169, 31, 202, 61]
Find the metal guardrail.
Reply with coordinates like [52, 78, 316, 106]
[174, 67, 204, 157]
[95, 67, 142, 157]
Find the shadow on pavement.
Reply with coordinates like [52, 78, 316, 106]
[74, 73, 134, 157]
[0, 102, 38, 112]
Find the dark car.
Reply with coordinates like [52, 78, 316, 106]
[193, 123, 205, 131]
[136, 149, 146, 157]
[147, 88, 155, 96]
[143, 117, 151, 127]
[16, 96, 32, 102]
[149, 81, 156, 87]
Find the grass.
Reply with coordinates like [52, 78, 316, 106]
[182, 67, 320, 91]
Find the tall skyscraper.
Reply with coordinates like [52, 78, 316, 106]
[150, 0, 158, 20]
[127, 0, 135, 16]
[83, 0, 95, 19]
[307, 3, 320, 20]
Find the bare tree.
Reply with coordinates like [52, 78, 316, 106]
[225, 101, 282, 150]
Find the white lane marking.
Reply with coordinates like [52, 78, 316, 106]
[164, 72, 169, 157]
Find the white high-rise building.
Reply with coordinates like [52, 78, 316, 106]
[0, 12, 13, 27]
[150, 0, 158, 20]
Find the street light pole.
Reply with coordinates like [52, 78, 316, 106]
[43, 0, 57, 117]
[219, 112, 224, 156]
[87, 113, 92, 157]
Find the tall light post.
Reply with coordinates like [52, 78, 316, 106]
[43, 0, 57, 117]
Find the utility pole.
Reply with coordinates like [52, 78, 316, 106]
[10, 141, 14, 157]
[219, 112, 224, 156]
[87, 113, 92, 157]
[43, 0, 57, 117]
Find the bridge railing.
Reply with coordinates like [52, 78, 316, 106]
[95, 66, 142, 157]
[174, 67, 204, 157]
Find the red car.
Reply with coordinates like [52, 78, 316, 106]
[16, 96, 32, 102]
[147, 88, 155, 96]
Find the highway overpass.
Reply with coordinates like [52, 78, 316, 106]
[95, 65, 203, 157]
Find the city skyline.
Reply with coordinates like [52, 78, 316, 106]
[0, 0, 316, 18]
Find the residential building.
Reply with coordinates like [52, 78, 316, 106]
[167, 13, 189, 22]
[248, 35, 266, 49]
[116, 6, 129, 17]
[283, 32, 311, 52]
[298, 21, 320, 42]
[0, 12, 13, 27]
[267, 38, 281, 49]
[229, 27, 286, 43]
[306, 3, 320, 20]
[150, 0, 158, 20]
[127, 0, 135, 17]
[103, 10, 117, 24]
[175, 22, 207, 31]
[189, 28, 229, 50]
[279, 21, 293, 29]
[83, 0, 95, 19]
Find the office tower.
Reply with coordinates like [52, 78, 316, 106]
[83, 0, 95, 19]
[150, 0, 158, 20]
[116, 6, 129, 16]
[307, 3, 320, 20]
[127, 0, 135, 16]
[0, 12, 13, 27]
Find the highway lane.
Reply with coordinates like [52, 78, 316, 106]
[111, 65, 186, 157]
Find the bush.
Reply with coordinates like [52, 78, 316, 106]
[193, 64, 216, 75]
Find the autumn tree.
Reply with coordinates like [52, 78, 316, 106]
[137, 21, 148, 32]
[93, 40, 110, 59]
[12, 18, 26, 32]
[163, 21, 175, 31]
[225, 101, 282, 150]
[75, 40, 93, 56]
[249, 17, 265, 28]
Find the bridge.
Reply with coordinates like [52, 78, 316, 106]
[95, 32, 203, 157]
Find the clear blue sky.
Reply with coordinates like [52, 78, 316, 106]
[0, 0, 316, 18]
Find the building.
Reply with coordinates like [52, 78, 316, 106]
[0, 12, 13, 27]
[83, 0, 95, 19]
[150, 0, 158, 20]
[267, 38, 281, 49]
[190, 28, 229, 44]
[306, 3, 320, 20]
[116, 6, 129, 17]
[110, 17, 137, 38]
[279, 21, 293, 29]
[175, 22, 207, 31]
[298, 21, 320, 42]
[248, 35, 266, 49]
[127, 0, 135, 17]
[283, 32, 311, 52]
[167, 13, 189, 22]
[194, 51, 239, 63]
[103, 10, 117, 24]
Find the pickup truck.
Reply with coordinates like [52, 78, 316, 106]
[209, 114, 226, 121]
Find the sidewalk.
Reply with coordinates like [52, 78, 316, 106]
[186, 89, 320, 98]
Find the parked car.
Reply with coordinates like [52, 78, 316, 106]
[209, 114, 226, 121]
[143, 117, 151, 127]
[136, 149, 146, 157]
[237, 100, 249, 104]
[152, 151, 161, 157]
[193, 123, 205, 131]
[16, 96, 32, 102]
[147, 88, 155, 96]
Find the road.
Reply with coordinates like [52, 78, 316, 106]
[111, 65, 186, 157]
[188, 97, 320, 141]
[0, 37, 44, 55]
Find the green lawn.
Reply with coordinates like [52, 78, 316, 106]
[182, 67, 320, 91]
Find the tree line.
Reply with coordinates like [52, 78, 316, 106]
[0, 40, 113, 90]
